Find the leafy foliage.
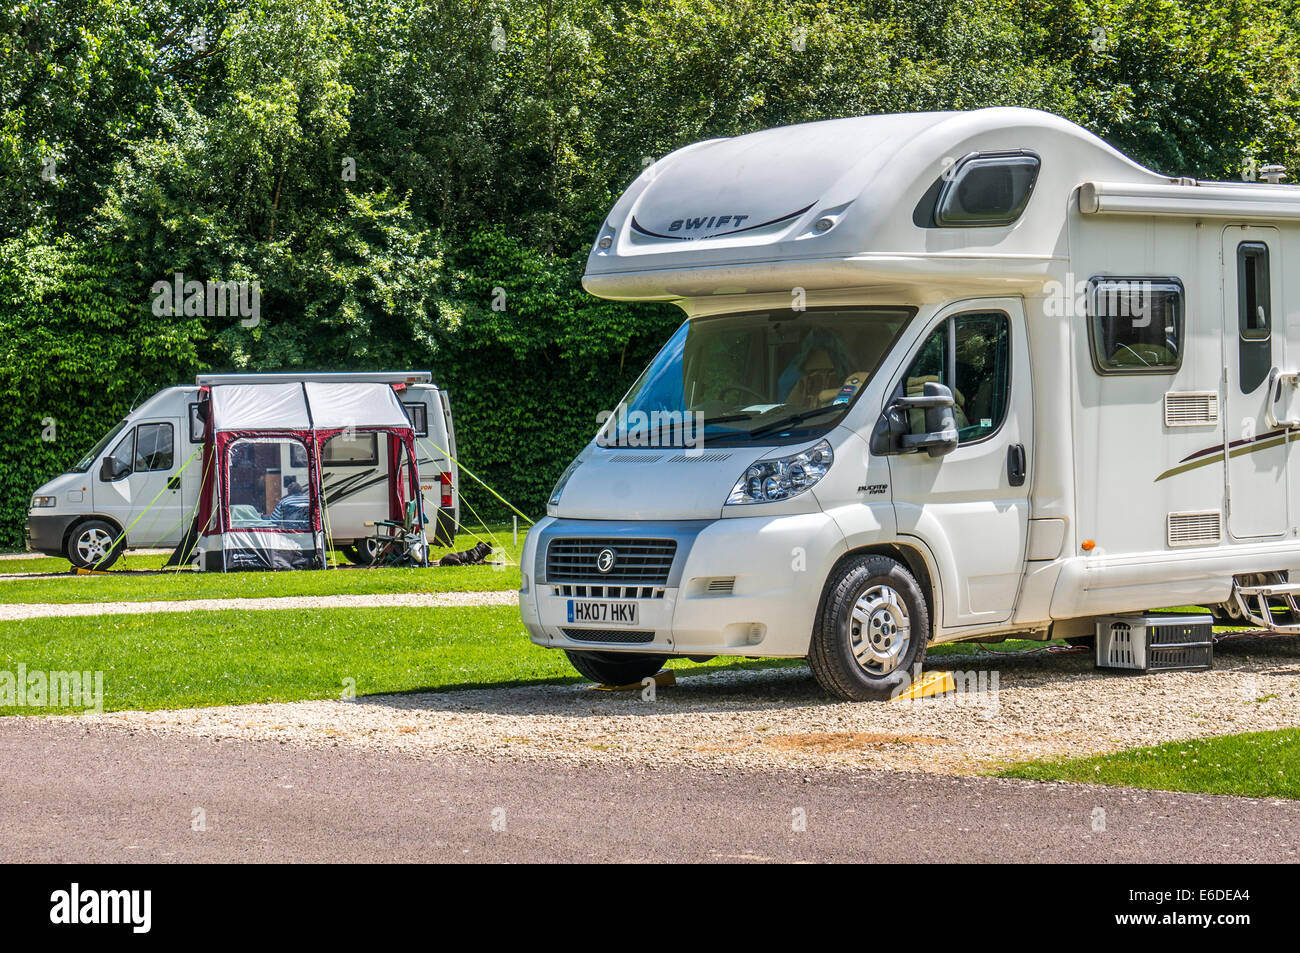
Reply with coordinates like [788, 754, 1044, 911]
[2, 0, 1299, 546]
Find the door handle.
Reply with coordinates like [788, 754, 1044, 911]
[1266, 367, 1300, 429]
[1007, 444, 1027, 487]
[166, 475, 182, 491]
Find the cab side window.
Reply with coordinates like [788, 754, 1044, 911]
[134, 423, 174, 471]
[902, 312, 1011, 444]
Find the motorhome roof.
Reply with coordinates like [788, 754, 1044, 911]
[195, 371, 432, 386]
[584, 107, 1300, 305]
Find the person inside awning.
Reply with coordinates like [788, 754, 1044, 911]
[268, 477, 310, 528]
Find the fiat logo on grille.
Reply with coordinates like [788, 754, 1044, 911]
[595, 548, 617, 573]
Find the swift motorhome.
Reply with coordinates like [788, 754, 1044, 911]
[520, 107, 1300, 699]
[26, 371, 458, 569]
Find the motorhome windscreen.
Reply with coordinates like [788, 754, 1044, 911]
[70, 420, 129, 472]
[609, 308, 912, 446]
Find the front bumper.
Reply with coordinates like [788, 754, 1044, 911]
[520, 513, 848, 657]
[24, 514, 77, 556]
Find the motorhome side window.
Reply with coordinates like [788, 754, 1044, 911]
[403, 402, 428, 437]
[1087, 278, 1183, 374]
[934, 153, 1040, 226]
[903, 312, 1010, 443]
[1237, 242, 1271, 392]
[322, 432, 378, 466]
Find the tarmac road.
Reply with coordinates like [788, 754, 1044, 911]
[1, 719, 1295, 863]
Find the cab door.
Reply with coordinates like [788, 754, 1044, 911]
[884, 299, 1033, 627]
[1221, 226, 1289, 538]
[94, 420, 186, 546]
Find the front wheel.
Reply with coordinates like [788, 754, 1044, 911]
[67, 520, 124, 570]
[808, 555, 930, 701]
[564, 651, 666, 686]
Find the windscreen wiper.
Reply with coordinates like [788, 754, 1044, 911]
[748, 405, 844, 439]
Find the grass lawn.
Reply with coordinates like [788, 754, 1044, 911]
[0, 605, 802, 714]
[999, 729, 1300, 800]
[0, 526, 524, 604]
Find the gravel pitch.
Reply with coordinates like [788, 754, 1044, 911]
[68, 635, 1300, 775]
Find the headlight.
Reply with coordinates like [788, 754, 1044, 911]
[31, 496, 56, 508]
[725, 440, 834, 505]
[549, 456, 583, 506]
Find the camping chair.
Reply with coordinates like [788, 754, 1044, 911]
[361, 498, 428, 567]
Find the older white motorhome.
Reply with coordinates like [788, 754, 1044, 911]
[26, 371, 459, 568]
[519, 107, 1300, 699]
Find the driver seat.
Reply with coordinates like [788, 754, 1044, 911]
[788, 348, 840, 408]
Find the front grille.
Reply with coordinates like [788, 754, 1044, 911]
[561, 628, 656, 644]
[546, 538, 677, 584]
[552, 584, 666, 599]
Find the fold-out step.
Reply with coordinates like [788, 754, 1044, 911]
[1232, 583, 1300, 633]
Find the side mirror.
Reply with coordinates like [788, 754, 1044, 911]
[871, 381, 958, 458]
[99, 457, 129, 481]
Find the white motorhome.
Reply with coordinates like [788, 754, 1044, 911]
[26, 371, 459, 568]
[520, 107, 1300, 699]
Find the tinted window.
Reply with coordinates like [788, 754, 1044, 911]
[134, 423, 174, 471]
[323, 432, 378, 466]
[902, 312, 1011, 443]
[404, 402, 428, 437]
[936, 154, 1040, 226]
[1088, 278, 1183, 374]
[1237, 242, 1271, 392]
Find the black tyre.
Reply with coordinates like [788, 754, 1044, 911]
[808, 555, 930, 701]
[564, 650, 666, 686]
[66, 519, 124, 570]
[341, 538, 380, 566]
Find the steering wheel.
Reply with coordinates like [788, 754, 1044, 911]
[718, 384, 768, 406]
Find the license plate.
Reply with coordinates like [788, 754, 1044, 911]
[567, 599, 638, 626]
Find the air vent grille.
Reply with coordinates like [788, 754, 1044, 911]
[561, 628, 656, 644]
[705, 577, 736, 594]
[1167, 510, 1222, 547]
[1164, 391, 1219, 427]
[607, 453, 663, 463]
[667, 452, 732, 463]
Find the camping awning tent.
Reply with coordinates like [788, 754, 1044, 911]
[182, 381, 423, 571]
